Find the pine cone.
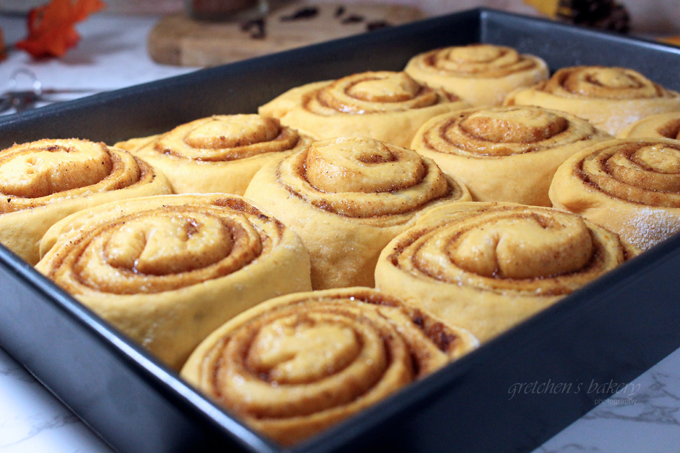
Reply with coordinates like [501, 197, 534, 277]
[556, 0, 630, 33]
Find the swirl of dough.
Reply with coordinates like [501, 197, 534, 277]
[245, 137, 471, 289]
[543, 66, 669, 100]
[619, 111, 680, 140]
[504, 66, 680, 135]
[404, 44, 549, 106]
[308, 71, 444, 114]
[258, 71, 469, 147]
[410, 106, 611, 205]
[550, 138, 680, 250]
[375, 202, 637, 341]
[156, 114, 301, 160]
[0, 138, 171, 264]
[0, 139, 154, 211]
[180, 287, 478, 446]
[418, 106, 605, 157]
[419, 45, 540, 76]
[36, 194, 312, 368]
[279, 137, 452, 218]
[115, 115, 311, 195]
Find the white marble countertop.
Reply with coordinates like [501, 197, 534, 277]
[1, 11, 680, 453]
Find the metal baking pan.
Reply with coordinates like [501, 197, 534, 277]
[1, 8, 680, 453]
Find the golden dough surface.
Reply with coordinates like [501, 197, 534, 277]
[245, 136, 471, 289]
[0, 138, 172, 264]
[36, 193, 312, 369]
[405, 44, 549, 106]
[258, 71, 470, 147]
[181, 287, 478, 446]
[375, 202, 637, 342]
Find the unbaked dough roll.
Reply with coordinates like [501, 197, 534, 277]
[405, 44, 549, 107]
[550, 138, 680, 250]
[0, 139, 171, 265]
[410, 106, 611, 205]
[181, 287, 478, 446]
[504, 66, 680, 135]
[618, 111, 680, 140]
[258, 71, 469, 147]
[244, 136, 471, 289]
[375, 202, 637, 342]
[36, 194, 312, 369]
[115, 114, 312, 195]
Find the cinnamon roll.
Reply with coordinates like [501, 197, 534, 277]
[375, 202, 637, 342]
[180, 287, 478, 446]
[0, 139, 171, 265]
[618, 111, 680, 140]
[115, 114, 312, 195]
[504, 66, 680, 135]
[550, 138, 680, 250]
[405, 44, 549, 107]
[243, 136, 471, 289]
[36, 194, 312, 369]
[410, 106, 611, 205]
[258, 71, 469, 147]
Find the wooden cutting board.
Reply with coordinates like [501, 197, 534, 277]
[148, 2, 424, 67]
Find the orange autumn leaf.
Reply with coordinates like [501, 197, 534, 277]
[16, 0, 106, 58]
[0, 28, 6, 61]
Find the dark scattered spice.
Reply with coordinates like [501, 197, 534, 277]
[366, 20, 391, 31]
[241, 18, 266, 39]
[334, 6, 345, 18]
[341, 14, 364, 24]
[280, 6, 319, 21]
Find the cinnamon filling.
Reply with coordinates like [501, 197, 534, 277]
[580, 141, 680, 207]
[153, 115, 300, 161]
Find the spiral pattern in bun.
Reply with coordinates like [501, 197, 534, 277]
[0, 139, 171, 264]
[244, 136, 471, 289]
[115, 114, 312, 195]
[618, 111, 680, 140]
[258, 71, 469, 147]
[181, 287, 478, 446]
[504, 66, 680, 135]
[550, 138, 680, 250]
[375, 202, 637, 341]
[405, 44, 549, 107]
[410, 106, 611, 205]
[36, 194, 312, 369]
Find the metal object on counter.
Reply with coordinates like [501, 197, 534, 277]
[0, 68, 42, 113]
[0, 68, 101, 114]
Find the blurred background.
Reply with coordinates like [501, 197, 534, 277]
[0, 0, 677, 114]
[0, 0, 677, 34]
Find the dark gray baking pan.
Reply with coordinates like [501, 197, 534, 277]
[1, 8, 680, 453]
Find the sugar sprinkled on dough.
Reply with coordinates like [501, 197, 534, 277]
[623, 207, 679, 250]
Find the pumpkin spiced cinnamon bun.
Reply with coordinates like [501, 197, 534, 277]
[375, 202, 637, 342]
[180, 287, 478, 446]
[258, 71, 469, 147]
[550, 138, 680, 250]
[618, 111, 680, 140]
[410, 106, 611, 205]
[244, 136, 471, 289]
[36, 194, 312, 369]
[0, 139, 171, 265]
[405, 44, 549, 107]
[115, 114, 312, 195]
[504, 66, 680, 135]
